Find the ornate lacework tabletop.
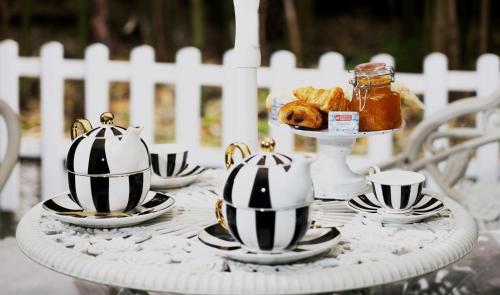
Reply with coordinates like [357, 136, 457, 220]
[16, 170, 478, 294]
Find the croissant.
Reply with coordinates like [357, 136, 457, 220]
[293, 86, 349, 113]
[278, 100, 323, 129]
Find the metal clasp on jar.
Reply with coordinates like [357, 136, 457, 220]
[348, 73, 371, 112]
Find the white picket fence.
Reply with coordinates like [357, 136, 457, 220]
[0, 39, 499, 210]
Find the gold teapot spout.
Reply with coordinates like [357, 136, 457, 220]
[120, 125, 143, 151]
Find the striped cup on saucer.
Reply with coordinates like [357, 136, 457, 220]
[150, 144, 189, 178]
[367, 166, 425, 214]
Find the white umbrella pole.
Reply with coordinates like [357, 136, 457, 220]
[233, 0, 260, 150]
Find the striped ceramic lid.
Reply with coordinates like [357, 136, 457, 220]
[242, 152, 292, 167]
[242, 138, 292, 167]
[82, 125, 127, 138]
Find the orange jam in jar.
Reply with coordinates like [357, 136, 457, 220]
[348, 62, 402, 132]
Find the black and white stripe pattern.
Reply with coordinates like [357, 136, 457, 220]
[223, 153, 312, 209]
[243, 153, 292, 167]
[349, 192, 444, 215]
[199, 223, 340, 253]
[225, 203, 310, 252]
[371, 182, 424, 211]
[151, 151, 188, 177]
[43, 191, 173, 217]
[175, 165, 207, 177]
[67, 170, 150, 212]
[66, 126, 150, 175]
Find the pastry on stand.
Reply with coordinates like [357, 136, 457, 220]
[271, 62, 406, 200]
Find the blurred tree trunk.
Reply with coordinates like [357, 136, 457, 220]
[446, 0, 460, 69]
[430, 0, 463, 68]
[401, 1, 417, 33]
[478, 0, 490, 54]
[122, 1, 139, 37]
[282, 0, 302, 66]
[152, 0, 168, 61]
[224, 0, 235, 48]
[259, 0, 268, 65]
[0, 0, 11, 39]
[191, 0, 204, 49]
[77, 0, 89, 57]
[164, 0, 175, 61]
[91, 0, 110, 45]
[431, 0, 447, 53]
[139, 0, 152, 45]
[297, 0, 314, 64]
[20, 0, 32, 55]
[174, 0, 189, 48]
[423, 0, 433, 52]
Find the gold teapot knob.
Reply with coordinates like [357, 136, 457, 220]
[100, 112, 114, 125]
[260, 138, 275, 152]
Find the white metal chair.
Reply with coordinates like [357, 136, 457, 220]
[0, 99, 20, 195]
[0, 100, 109, 295]
[363, 88, 500, 230]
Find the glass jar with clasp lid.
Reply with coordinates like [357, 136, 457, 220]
[348, 62, 403, 132]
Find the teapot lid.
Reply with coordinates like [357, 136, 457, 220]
[80, 112, 127, 139]
[243, 138, 293, 167]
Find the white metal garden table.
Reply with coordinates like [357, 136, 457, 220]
[16, 169, 478, 294]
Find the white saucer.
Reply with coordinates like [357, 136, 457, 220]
[347, 191, 445, 224]
[151, 165, 207, 189]
[198, 223, 341, 264]
[42, 191, 175, 228]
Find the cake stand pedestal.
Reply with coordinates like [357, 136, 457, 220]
[313, 137, 368, 199]
[286, 125, 401, 200]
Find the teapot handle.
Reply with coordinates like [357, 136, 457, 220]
[214, 199, 228, 231]
[71, 119, 92, 140]
[225, 142, 251, 170]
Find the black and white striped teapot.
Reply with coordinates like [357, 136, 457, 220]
[214, 138, 315, 252]
[66, 112, 151, 213]
[223, 138, 315, 209]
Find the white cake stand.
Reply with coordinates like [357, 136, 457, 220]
[272, 122, 402, 200]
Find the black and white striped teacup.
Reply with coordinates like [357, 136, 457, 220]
[67, 170, 151, 213]
[215, 200, 312, 253]
[367, 166, 425, 214]
[150, 144, 189, 178]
